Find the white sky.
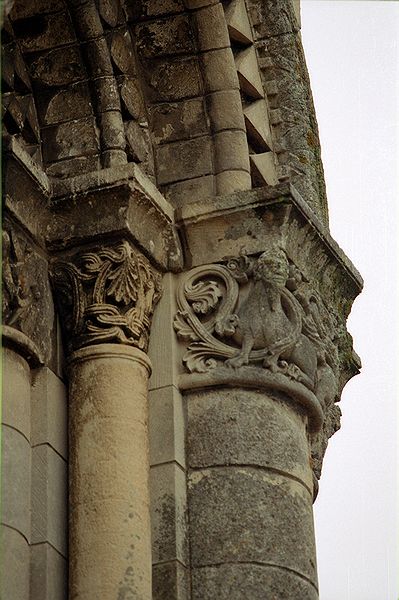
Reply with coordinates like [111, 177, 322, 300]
[301, 2, 398, 599]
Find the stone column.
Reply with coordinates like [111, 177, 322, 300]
[185, 387, 318, 599]
[52, 240, 162, 600]
[1, 343, 32, 600]
[173, 188, 362, 599]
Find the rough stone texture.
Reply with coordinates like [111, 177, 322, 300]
[2, 218, 55, 364]
[153, 561, 189, 600]
[201, 48, 240, 93]
[30, 542, 67, 600]
[41, 117, 100, 164]
[150, 462, 188, 565]
[163, 175, 215, 207]
[187, 389, 313, 491]
[214, 130, 250, 173]
[149, 99, 208, 145]
[206, 90, 245, 132]
[145, 57, 203, 102]
[188, 467, 317, 583]
[192, 564, 318, 600]
[1, 3, 362, 599]
[156, 136, 213, 185]
[247, 0, 328, 222]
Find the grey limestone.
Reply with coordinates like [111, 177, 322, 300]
[31, 367, 67, 459]
[30, 542, 67, 600]
[31, 444, 67, 556]
[2, 425, 31, 542]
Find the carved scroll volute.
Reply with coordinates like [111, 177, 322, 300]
[173, 249, 354, 484]
[51, 241, 162, 355]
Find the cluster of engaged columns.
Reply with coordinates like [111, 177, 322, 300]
[2, 160, 361, 600]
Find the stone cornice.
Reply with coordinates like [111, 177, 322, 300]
[47, 163, 183, 272]
[176, 182, 362, 291]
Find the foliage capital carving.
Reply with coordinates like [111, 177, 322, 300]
[52, 241, 162, 354]
[174, 248, 356, 482]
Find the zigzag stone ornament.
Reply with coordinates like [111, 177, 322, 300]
[52, 241, 162, 354]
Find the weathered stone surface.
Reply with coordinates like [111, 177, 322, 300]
[135, 15, 195, 58]
[215, 169, 251, 194]
[148, 273, 181, 390]
[201, 48, 239, 93]
[125, 119, 151, 162]
[100, 109, 125, 149]
[193, 3, 230, 51]
[235, 46, 264, 99]
[123, 0, 185, 20]
[9, 0, 63, 20]
[109, 29, 136, 74]
[186, 389, 313, 490]
[250, 151, 278, 186]
[153, 561, 189, 600]
[46, 154, 100, 178]
[206, 90, 245, 132]
[31, 367, 67, 459]
[248, 0, 298, 38]
[31, 444, 67, 556]
[145, 57, 202, 101]
[29, 46, 86, 87]
[2, 220, 54, 364]
[149, 385, 185, 467]
[0, 526, 30, 600]
[41, 117, 100, 163]
[156, 136, 213, 185]
[2, 348, 31, 440]
[225, 0, 253, 45]
[163, 174, 215, 207]
[2, 425, 31, 541]
[214, 130, 250, 173]
[150, 98, 208, 145]
[188, 467, 317, 584]
[13, 12, 76, 54]
[93, 77, 120, 113]
[82, 38, 113, 77]
[191, 564, 318, 600]
[68, 345, 152, 600]
[52, 241, 162, 354]
[119, 76, 145, 119]
[150, 462, 188, 564]
[248, 0, 328, 222]
[30, 542, 67, 600]
[36, 82, 93, 126]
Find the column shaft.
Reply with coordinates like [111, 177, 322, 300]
[186, 388, 319, 600]
[68, 344, 152, 600]
[1, 348, 31, 600]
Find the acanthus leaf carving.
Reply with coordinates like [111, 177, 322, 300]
[51, 241, 162, 354]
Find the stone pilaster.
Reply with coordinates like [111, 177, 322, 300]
[51, 240, 162, 600]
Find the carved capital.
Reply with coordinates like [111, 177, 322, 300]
[2, 220, 54, 362]
[174, 247, 357, 482]
[51, 241, 162, 355]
